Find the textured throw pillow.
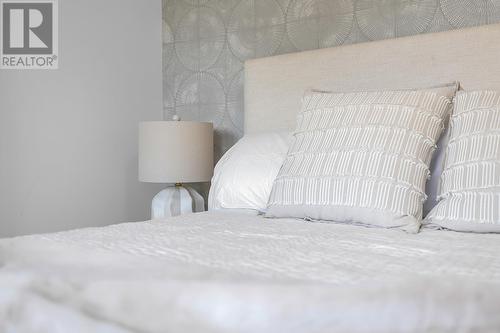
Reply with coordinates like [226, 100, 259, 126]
[306, 88, 457, 218]
[424, 91, 500, 232]
[266, 85, 457, 233]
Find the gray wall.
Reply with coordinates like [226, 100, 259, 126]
[162, 0, 500, 159]
[0, 0, 163, 237]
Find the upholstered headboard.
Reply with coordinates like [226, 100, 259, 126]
[244, 23, 500, 134]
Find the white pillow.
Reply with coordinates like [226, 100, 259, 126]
[208, 131, 291, 213]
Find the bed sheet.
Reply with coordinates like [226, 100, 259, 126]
[1, 211, 499, 332]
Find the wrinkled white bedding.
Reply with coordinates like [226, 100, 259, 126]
[1, 211, 500, 333]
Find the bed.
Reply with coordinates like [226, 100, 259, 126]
[2, 23, 500, 332]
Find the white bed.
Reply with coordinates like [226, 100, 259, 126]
[2, 23, 500, 332]
[1, 212, 500, 332]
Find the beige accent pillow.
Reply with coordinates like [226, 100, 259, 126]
[266, 84, 457, 233]
[424, 90, 500, 232]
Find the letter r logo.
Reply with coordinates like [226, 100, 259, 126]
[2, 2, 53, 54]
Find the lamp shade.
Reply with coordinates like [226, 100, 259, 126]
[139, 121, 213, 183]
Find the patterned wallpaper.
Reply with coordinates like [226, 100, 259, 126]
[162, 0, 500, 159]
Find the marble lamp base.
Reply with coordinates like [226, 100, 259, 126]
[151, 184, 204, 219]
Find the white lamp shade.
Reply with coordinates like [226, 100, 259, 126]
[139, 121, 214, 183]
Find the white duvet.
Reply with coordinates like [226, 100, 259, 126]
[1, 211, 500, 333]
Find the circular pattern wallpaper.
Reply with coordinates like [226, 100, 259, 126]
[180, 0, 210, 7]
[440, 0, 500, 28]
[355, 0, 438, 40]
[286, 0, 354, 51]
[174, 7, 226, 71]
[175, 72, 226, 126]
[163, 0, 500, 159]
[226, 70, 244, 135]
[162, 20, 174, 67]
[227, 0, 286, 61]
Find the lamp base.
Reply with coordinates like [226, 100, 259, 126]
[151, 184, 204, 219]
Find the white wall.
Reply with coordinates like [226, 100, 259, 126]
[0, 0, 163, 237]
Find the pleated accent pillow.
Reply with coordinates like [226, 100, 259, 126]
[424, 91, 500, 232]
[266, 85, 457, 233]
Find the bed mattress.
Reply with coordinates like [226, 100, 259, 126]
[1, 211, 499, 332]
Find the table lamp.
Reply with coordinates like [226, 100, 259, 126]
[139, 120, 214, 218]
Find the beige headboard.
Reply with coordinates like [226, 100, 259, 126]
[244, 23, 500, 134]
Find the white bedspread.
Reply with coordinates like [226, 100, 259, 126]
[1, 211, 499, 333]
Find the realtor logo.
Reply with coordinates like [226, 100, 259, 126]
[1, 0, 58, 69]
